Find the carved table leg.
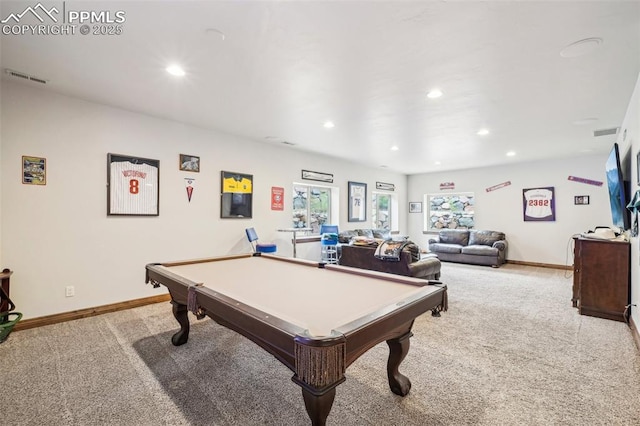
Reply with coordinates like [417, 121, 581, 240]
[386, 331, 412, 396]
[171, 300, 190, 346]
[301, 386, 337, 426]
[293, 333, 346, 425]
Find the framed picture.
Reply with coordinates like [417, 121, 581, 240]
[179, 154, 200, 172]
[348, 181, 367, 222]
[302, 169, 333, 183]
[22, 155, 46, 185]
[574, 195, 590, 205]
[523, 187, 555, 221]
[107, 153, 159, 216]
[271, 186, 284, 211]
[409, 202, 422, 213]
[376, 182, 395, 191]
[425, 193, 475, 230]
[221, 171, 253, 218]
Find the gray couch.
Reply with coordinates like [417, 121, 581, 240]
[428, 229, 507, 267]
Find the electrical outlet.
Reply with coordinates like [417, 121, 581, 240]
[65, 286, 75, 297]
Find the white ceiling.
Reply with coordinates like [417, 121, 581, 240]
[1, 1, 639, 174]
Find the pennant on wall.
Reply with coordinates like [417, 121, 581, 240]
[568, 176, 603, 186]
[486, 181, 511, 192]
[184, 178, 196, 202]
[440, 182, 455, 190]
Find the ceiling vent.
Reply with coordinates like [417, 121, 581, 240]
[4, 68, 48, 84]
[593, 127, 619, 137]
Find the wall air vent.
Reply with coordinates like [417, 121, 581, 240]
[4, 68, 48, 84]
[593, 127, 619, 137]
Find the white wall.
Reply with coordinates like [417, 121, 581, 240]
[408, 155, 612, 266]
[3, 75, 638, 325]
[618, 73, 640, 330]
[0, 81, 407, 319]
[409, 69, 640, 331]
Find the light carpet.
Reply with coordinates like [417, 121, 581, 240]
[1, 263, 639, 425]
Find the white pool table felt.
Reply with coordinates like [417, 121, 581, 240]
[160, 256, 439, 337]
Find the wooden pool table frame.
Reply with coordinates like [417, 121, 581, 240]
[145, 253, 447, 425]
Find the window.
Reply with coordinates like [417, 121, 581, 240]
[372, 192, 392, 230]
[293, 185, 332, 233]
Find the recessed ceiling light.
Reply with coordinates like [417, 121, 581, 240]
[477, 128, 490, 136]
[427, 89, 443, 99]
[434, 161, 441, 165]
[560, 37, 603, 58]
[506, 151, 516, 157]
[166, 65, 185, 77]
[391, 145, 399, 151]
[323, 121, 335, 129]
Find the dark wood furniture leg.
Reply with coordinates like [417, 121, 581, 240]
[292, 335, 347, 425]
[386, 330, 413, 396]
[0, 269, 13, 323]
[301, 386, 337, 426]
[171, 300, 190, 346]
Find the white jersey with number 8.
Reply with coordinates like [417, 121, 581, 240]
[110, 161, 158, 214]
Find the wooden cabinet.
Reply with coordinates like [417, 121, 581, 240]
[572, 237, 630, 322]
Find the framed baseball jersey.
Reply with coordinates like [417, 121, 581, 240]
[523, 186, 555, 221]
[107, 153, 160, 216]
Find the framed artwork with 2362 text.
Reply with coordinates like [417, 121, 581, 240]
[523, 186, 555, 221]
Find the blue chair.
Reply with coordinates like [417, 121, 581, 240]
[319, 224, 339, 264]
[245, 228, 277, 254]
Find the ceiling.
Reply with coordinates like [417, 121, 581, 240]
[1, 1, 639, 175]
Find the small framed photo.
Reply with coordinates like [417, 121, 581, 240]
[179, 154, 200, 172]
[22, 156, 46, 185]
[574, 195, 590, 205]
[409, 202, 422, 213]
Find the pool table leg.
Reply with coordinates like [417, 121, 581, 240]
[171, 300, 190, 346]
[386, 330, 413, 396]
[301, 386, 336, 426]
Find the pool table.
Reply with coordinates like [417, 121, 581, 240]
[145, 253, 447, 425]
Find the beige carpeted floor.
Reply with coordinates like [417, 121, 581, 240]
[1, 263, 639, 425]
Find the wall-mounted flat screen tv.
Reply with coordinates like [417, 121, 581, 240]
[605, 143, 630, 230]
